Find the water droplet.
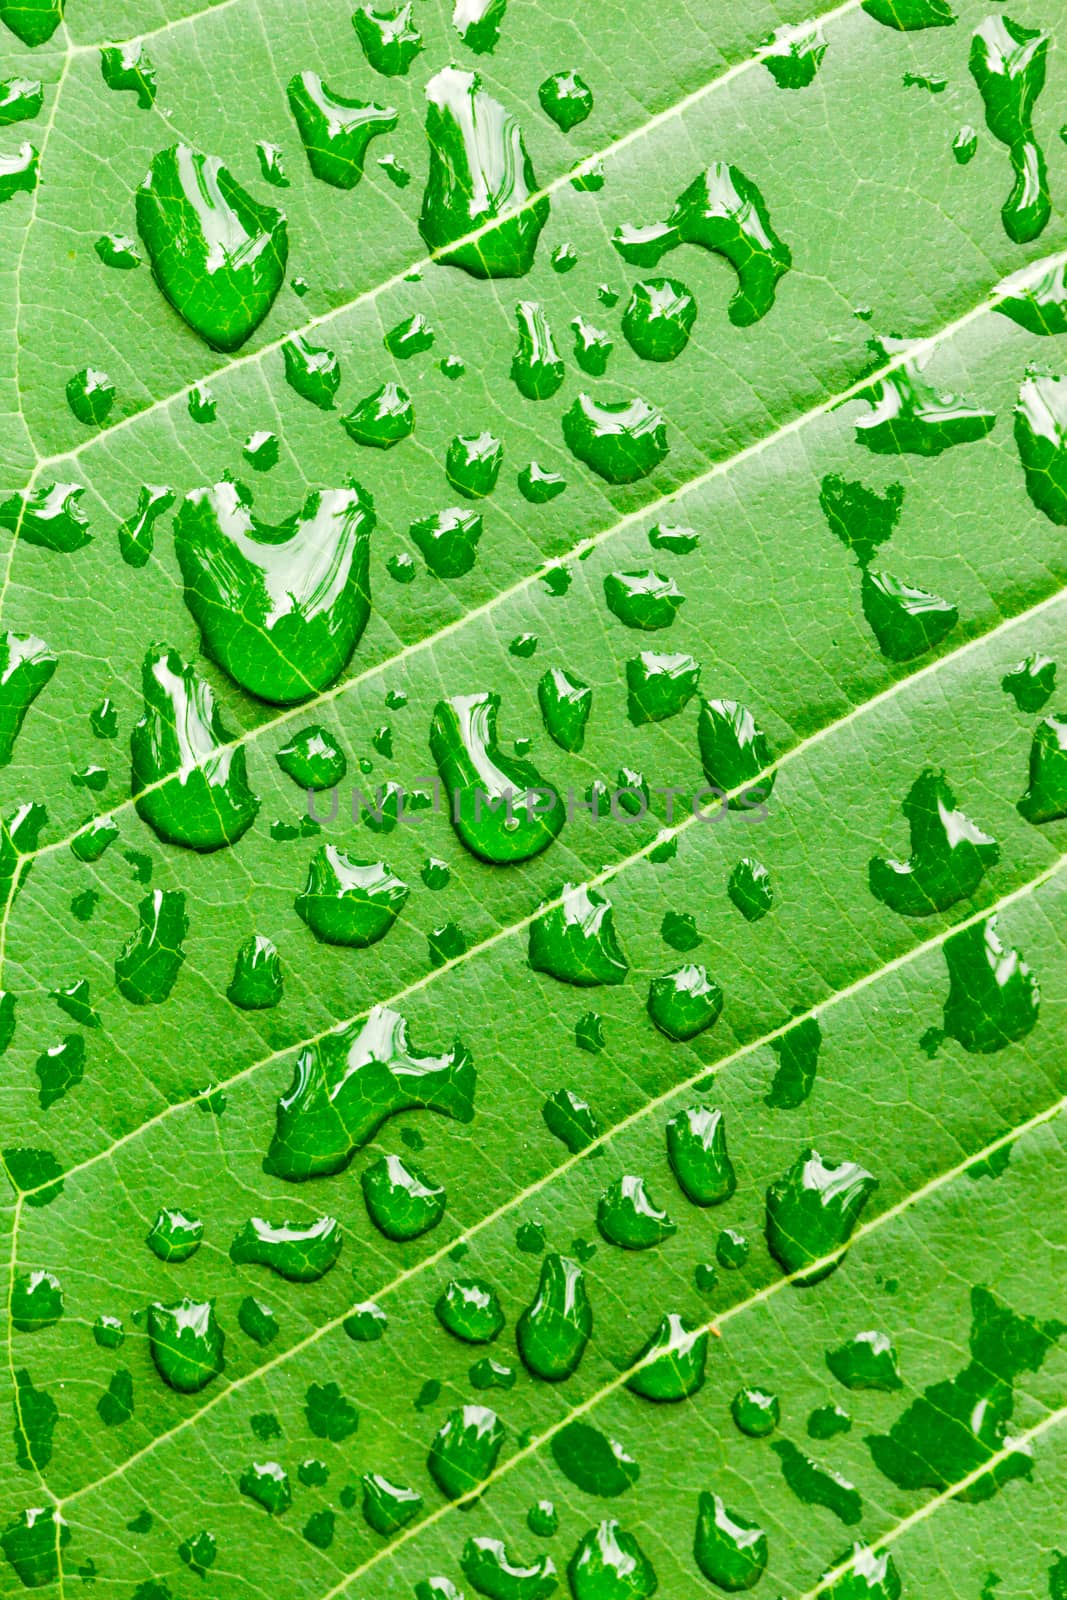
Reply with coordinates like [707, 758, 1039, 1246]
[344, 1299, 388, 1341]
[903, 68, 946, 92]
[255, 140, 289, 189]
[1017, 712, 1067, 823]
[809, 1402, 851, 1440]
[568, 1521, 656, 1600]
[953, 125, 979, 163]
[276, 726, 346, 791]
[763, 23, 827, 89]
[287, 71, 397, 188]
[727, 857, 773, 922]
[694, 1493, 768, 1591]
[0, 1508, 69, 1589]
[137, 145, 288, 351]
[282, 332, 339, 409]
[447, 432, 503, 499]
[100, 42, 156, 109]
[94, 231, 141, 269]
[622, 279, 696, 362]
[227, 935, 283, 1010]
[238, 1296, 279, 1346]
[820, 473, 904, 568]
[0, 141, 37, 204]
[96, 1369, 134, 1429]
[563, 396, 667, 484]
[1002, 650, 1055, 712]
[613, 164, 790, 326]
[765, 1148, 877, 1284]
[115, 483, 174, 569]
[242, 429, 279, 471]
[542, 1087, 600, 1152]
[240, 1461, 291, 1516]
[430, 1406, 505, 1499]
[576, 1011, 605, 1053]
[997, 258, 1067, 336]
[936, 915, 1039, 1052]
[0, 633, 56, 767]
[0, 480, 89, 552]
[517, 1253, 591, 1380]
[11, 1269, 63, 1333]
[855, 350, 996, 455]
[188, 382, 216, 423]
[360, 1471, 422, 1535]
[412, 508, 483, 579]
[436, 1277, 504, 1344]
[452, 0, 507, 54]
[69, 816, 117, 863]
[536, 668, 591, 753]
[529, 885, 628, 987]
[416, 1581, 464, 1600]
[666, 1106, 736, 1206]
[766, 1016, 821, 1109]
[715, 1227, 748, 1270]
[552, 242, 578, 273]
[432, 692, 565, 863]
[353, 3, 423, 75]
[626, 1313, 707, 1402]
[148, 1298, 224, 1392]
[65, 367, 114, 428]
[869, 1287, 1064, 1497]
[597, 1175, 675, 1250]
[528, 1500, 558, 1536]
[420, 67, 547, 277]
[605, 571, 684, 632]
[773, 1439, 862, 1523]
[176, 479, 375, 703]
[552, 1424, 638, 1502]
[146, 1207, 202, 1262]
[731, 1387, 779, 1437]
[92, 1315, 124, 1351]
[1015, 367, 1067, 524]
[70, 761, 106, 793]
[870, 769, 998, 915]
[510, 302, 565, 404]
[863, 0, 954, 24]
[342, 381, 414, 447]
[648, 965, 723, 1042]
[379, 152, 411, 187]
[386, 311, 434, 358]
[827, 1330, 902, 1391]
[0, 78, 42, 126]
[305, 1379, 359, 1441]
[538, 69, 592, 130]
[131, 645, 259, 850]
[13, 1369, 56, 1466]
[270, 999, 468, 1185]
[115, 890, 188, 1005]
[230, 1214, 342, 1280]
[969, 18, 1050, 243]
[861, 568, 958, 660]
[363, 1153, 445, 1239]
[698, 698, 775, 808]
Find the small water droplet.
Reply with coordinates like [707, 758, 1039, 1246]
[731, 1386, 779, 1437]
[66, 367, 115, 428]
[621, 279, 696, 361]
[694, 1493, 768, 1590]
[363, 1153, 445, 1240]
[146, 1207, 203, 1262]
[648, 965, 723, 1042]
[100, 42, 156, 108]
[238, 1296, 279, 1346]
[94, 230, 140, 269]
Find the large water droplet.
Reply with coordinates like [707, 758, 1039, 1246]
[762, 24, 827, 89]
[604, 569, 683, 631]
[569, 1521, 656, 1600]
[295, 847, 408, 946]
[282, 332, 340, 409]
[666, 1106, 736, 1206]
[538, 668, 591, 752]
[529, 884, 628, 987]
[240, 1461, 291, 1515]
[0, 77, 41, 126]
[0, 0, 62, 45]
[626, 1313, 707, 1402]
[538, 70, 592, 130]
[0, 481, 90, 552]
[228, 934, 283, 1010]
[862, 0, 954, 26]
[997, 259, 1067, 337]
[870, 769, 998, 914]
[117, 484, 174, 568]
[731, 1387, 779, 1437]
[436, 1277, 504, 1343]
[969, 18, 1050, 242]
[694, 1493, 768, 1592]
[855, 351, 996, 455]
[147, 1298, 224, 1392]
[352, 3, 423, 75]
[0, 1508, 69, 1589]
[175, 480, 374, 704]
[563, 395, 668, 484]
[136, 145, 288, 351]
[363, 1153, 445, 1239]
[429, 1406, 505, 1499]
[419, 67, 548, 277]
[936, 916, 1039, 1052]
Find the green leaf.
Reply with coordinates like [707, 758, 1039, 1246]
[1, 0, 1066, 1597]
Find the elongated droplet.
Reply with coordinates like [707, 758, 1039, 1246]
[295, 847, 407, 947]
[0, 633, 56, 767]
[867, 1286, 1064, 1499]
[666, 1106, 736, 1205]
[563, 395, 667, 483]
[1015, 367, 1067, 524]
[694, 1493, 768, 1592]
[117, 484, 174, 568]
[937, 916, 1039, 1052]
[626, 1313, 708, 1401]
[136, 145, 288, 351]
[287, 71, 397, 188]
[419, 67, 549, 277]
[517, 1254, 591, 1380]
[870, 769, 998, 915]
[175, 480, 374, 705]
[512, 301, 564, 398]
[115, 890, 188, 1005]
[765, 1148, 877, 1285]
[429, 1406, 505, 1499]
[969, 18, 1050, 243]
[0, 481, 90, 553]
[538, 668, 591, 752]
[362, 1153, 445, 1239]
[431, 692, 565, 863]
[131, 645, 259, 850]
[1017, 713, 1067, 823]
[229, 1214, 342, 1281]
[613, 164, 790, 326]
[772, 1440, 862, 1524]
[148, 1298, 224, 1392]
